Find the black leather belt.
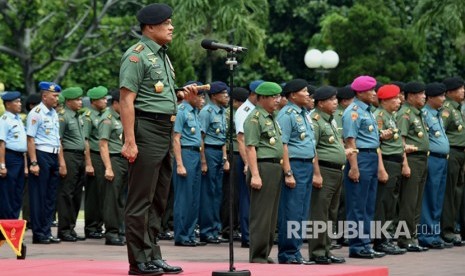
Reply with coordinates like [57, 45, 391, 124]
[358, 148, 378, 153]
[407, 151, 428, 156]
[257, 158, 282, 164]
[181, 146, 200, 152]
[110, 153, 123, 157]
[289, 158, 313, 163]
[382, 154, 403, 163]
[135, 109, 175, 122]
[63, 149, 84, 154]
[450, 146, 465, 152]
[90, 150, 100, 154]
[318, 160, 345, 170]
[204, 144, 224, 150]
[5, 148, 24, 156]
[429, 152, 448, 159]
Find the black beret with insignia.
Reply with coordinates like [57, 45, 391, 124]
[314, 86, 337, 101]
[425, 82, 447, 97]
[337, 85, 355, 100]
[443, 76, 464, 91]
[282, 79, 308, 96]
[404, 81, 425, 94]
[137, 3, 172, 25]
[231, 87, 250, 102]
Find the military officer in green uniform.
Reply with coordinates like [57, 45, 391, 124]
[372, 85, 406, 254]
[440, 76, 465, 246]
[98, 89, 127, 246]
[119, 3, 192, 275]
[83, 86, 108, 240]
[244, 82, 283, 264]
[396, 81, 430, 252]
[56, 87, 86, 242]
[308, 86, 346, 264]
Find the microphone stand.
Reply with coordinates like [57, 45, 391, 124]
[212, 51, 251, 276]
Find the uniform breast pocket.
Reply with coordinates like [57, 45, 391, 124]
[211, 120, 222, 133]
[262, 126, 276, 138]
[186, 119, 197, 133]
[68, 122, 79, 131]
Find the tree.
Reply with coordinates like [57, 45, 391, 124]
[0, 0, 133, 94]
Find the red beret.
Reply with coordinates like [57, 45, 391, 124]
[351, 75, 377, 92]
[377, 84, 400, 100]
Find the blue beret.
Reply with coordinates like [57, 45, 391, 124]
[249, 80, 264, 93]
[443, 77, 464, 91]
[137, 3, 172, 25]
[1, 91, 21, 102]
[282, 79, 308, 96]
[208, 81, 230, 95]
[39, 81, 61, 92]
[314, 86, 337, 101]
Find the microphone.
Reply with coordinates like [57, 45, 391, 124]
[201, 39, 247, 53]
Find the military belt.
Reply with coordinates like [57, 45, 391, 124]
[429, 152, 449, 159]
[257, 158, 282, 164]
[204, 144, 223, 150]
[407, 151, 429, 157]
[382, 154, 404, 163]
[289, 158, 313, 163]
[318, 160, 345, 170]
[135, 109, 175, 122]
[5, 148, 24, 156]
[181, 146, 200, 152]
[450, 146, 465, 152]
[63, 149, 84, 154]
[358, 148, 377, 153]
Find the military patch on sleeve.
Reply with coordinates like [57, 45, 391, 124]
[351, 112, 358, 121]
[129, 55, 139, 63]
[377, 118, 383, 129]
[133, 44, 144, 53]
[442, 109, 450, 118]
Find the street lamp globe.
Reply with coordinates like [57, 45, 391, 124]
[321, 50, 339, 69]
[304, 49, 323, 69]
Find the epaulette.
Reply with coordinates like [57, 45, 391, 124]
[207, 107, 213, 113]
[379, 111, 384, 117]
[179, 104, 185, 110]
[444, 102, 450, 108]
[107, 113, 112, 120]
[34, 107, 41, 113]
[312, 113, 320, 120]
[286, 108, 293, 114]
[405, 109, 411, 114]
[133, 44, 144, 53]
[253, 111, 260, 118]
[352, 105, 358, 111]
[85, 110, 91, 117]
[59, 109, 65, 115]
[244, 106, 250, 112]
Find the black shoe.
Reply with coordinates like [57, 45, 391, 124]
[49, 236, 61, 243]
[32, 238, 50, 244]
[105, 238, 125, 246]
[150, 259, 183, 274]
[400, 243, 425, 252]
[71, 233, 86, 241]
[442, 241, 454, 248]
[266, 257, 275, 264]
[200, 236, 221, 244]
[374, 242, 406, 255]
[427, 241, 445, 249]
[129, 263, 164, 275]
[216, 237, 228, 243]
[331, 243, 342, 250]
[349, 250, 374, 259]
[368, 249, 386, 258]
[158, 232, 174, 240]
[310, 256, 331, 264]
[452, 237, 465, 246]
[193, 240, 207, 246]
[86, 232, 103, 239]
[174, 240, 196, 247]
[59, 234, 77, 242]
[328, 255, 345, 264]
[241, 241, 250, 248]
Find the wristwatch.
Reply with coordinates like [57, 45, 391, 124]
[30, 161, 38, 166]
[285, 170, 293, 177]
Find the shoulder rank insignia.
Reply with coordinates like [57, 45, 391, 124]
[59, 109, 65, 115]
[35, 107, 41, 113]
[107, 114, 112, 119]
[207, 107, 213, 113]
[179, 104, 185, 110]
[133, 44, 144, 53]
[1, 115, 6, 120]
[59, 117, 65, 122]
[338, 111, 343, 116]
[405, 109, 411, 114]
[312, 113, 320, 120]
[379, 111, 384, 117]
[352, 105, 358, 111]
[85, 110, 91, 117]
[286, 108, 293, 114]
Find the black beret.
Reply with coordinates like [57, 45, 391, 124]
[404, 81, 425, 94]
[337, 85, 355, 100]
[137, 3, 172, 25]
[391, 81, 406, 92]
[375, 81, 384, 92]
[231, 87, 249, 102]
[110, 89, 120, 102]
[425, 82, 447, 97]
[314, 86, 337, 101]
[26, 93, 41, 111]
[443, 77, 464, 91]
[282, 79, 308, 96]
[307, 85, 316, 96]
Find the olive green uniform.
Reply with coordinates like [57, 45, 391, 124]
[244, 106, 283, 263]
[441, 98, 465, 241]
[396, 103, 429, 246]
[98, 107, 128, 240]
[83, 106, 106, 235]
[120, 35, 176, 265]
[373, 107, 404, 245]
[57, 106, 85, 237]
[308, 108, 346, 258]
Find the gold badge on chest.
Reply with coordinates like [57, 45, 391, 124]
[155, 81, 164, 93]
[269, 137, 276, 145]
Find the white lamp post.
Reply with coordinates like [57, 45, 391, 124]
[304, 49, 339, 84]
